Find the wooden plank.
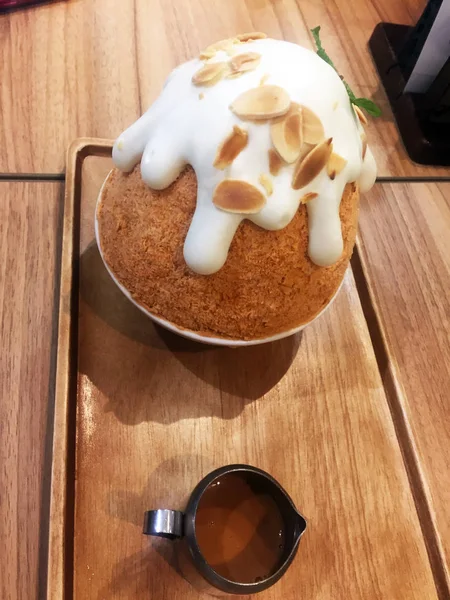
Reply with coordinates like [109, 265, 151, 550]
[61, 149, 441, 599]
[357, 182, 450, 591]
[0, 0, 446, 176]
[0, 182, 63, 600]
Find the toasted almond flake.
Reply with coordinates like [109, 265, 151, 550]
[301, 105, 325, 144]
[200, 49, 216, 60]
[230, 85, 291, 120]
[199, 92, 204, 100]
[292, 138, 333, 190]
[271, 101, 300, 121]
[333, 101, 339, 110]
[237, 32, 267, 42]
[213, 126, 249, 169]
[270, 105, 303, 163]
[213, 179, 266, 214]
[268, 148, 284, 176]
[226, 71, 245, 79]
[230, 52, 261, 74]
[300, 192, 318, 204]
[260, 73, 269, 86]
[192, 62, 228, 86]
[354, 105, 368, 125]
[297, 142, 315, 163]
[327, 152, 347, 180]
[361, 131, 367, 159]
[259, 173, 273, 196]
[200, 38, 237, 59]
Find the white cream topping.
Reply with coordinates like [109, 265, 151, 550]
[113, 38, 377, 274]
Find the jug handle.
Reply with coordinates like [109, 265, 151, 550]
[143, 509, 184, 540]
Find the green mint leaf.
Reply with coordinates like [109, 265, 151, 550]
[352, 97, 382, 117]
[310, 26, 337, 70]
[343, 81, 357, 103]
[310, 26, 381, 118]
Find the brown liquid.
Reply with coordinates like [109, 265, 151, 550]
[195, 473, 286, 584]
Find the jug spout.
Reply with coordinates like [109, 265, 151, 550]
[295, 510, 307, 538]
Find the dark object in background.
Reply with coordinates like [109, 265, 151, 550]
[370, 0, 450, 165]
[0, 0, 59, 12]
[396, 0, 445, 81]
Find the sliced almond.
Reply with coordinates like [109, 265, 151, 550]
[259, 73, 269, 86]
[332, 101, 339, 111]
[300, 192, 318, 204]
[297, 142, 315, 163]
[270, 105, 303, 163]
[192, 62, 228, 86]
[327, 152, 347, 180]
[354, 105, 368, 125]
[301, 105, 325, 144]
[200, 49, 216, 60]
[199, 92, 204, 100]
[200, 38, 237, 59]
[259, 173, 273, 196]
[292, 138, 333, 190]
[213, 180, 266, 214]
[271, 101, 300, 120]
[213, 126, 248, 170]
[268, 148, 284, 176]
[229, 52, 261, 74]
[361, 131, 367, 159]
[230, 85, 290, 120]
[237, 32, 267, 42]
[226, 71, 245, 79]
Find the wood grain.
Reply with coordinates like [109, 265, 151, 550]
[357, 182, 450, 588]
[51, 149, 441, 599]
[0, 0, 446, 176]
[0, 182, 62, 600]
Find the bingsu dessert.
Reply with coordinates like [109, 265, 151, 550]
[96, 30, 377, 343]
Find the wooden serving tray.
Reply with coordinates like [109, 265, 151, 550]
[48, 139, 439, 600]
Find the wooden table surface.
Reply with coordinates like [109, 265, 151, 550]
[0, 182, 63, 599]
[357, 182, 450, 592]
[0, 0, 448, 177]
[0, 0, 449, 599]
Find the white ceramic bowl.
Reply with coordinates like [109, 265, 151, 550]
[94, 171, 342, 347]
